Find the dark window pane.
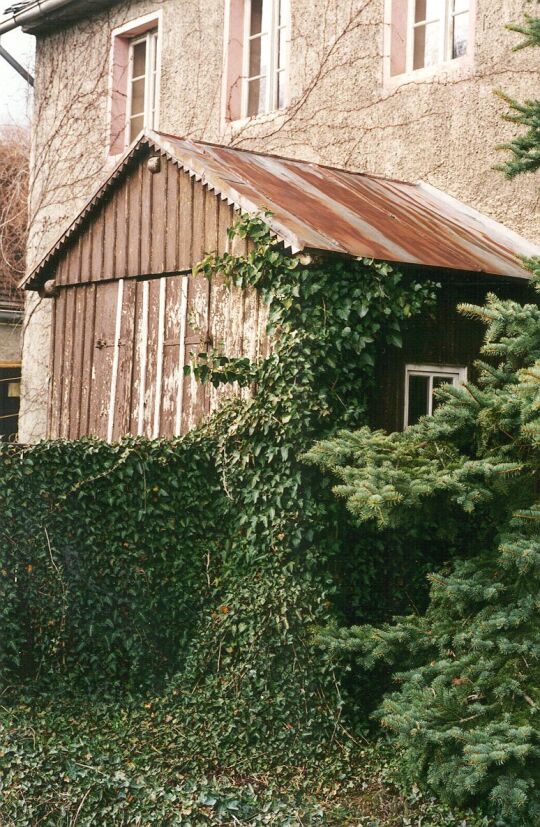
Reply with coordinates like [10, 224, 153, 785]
[132, 40, 146, 78]
[250, 0, 262, 34]
[247, 77, 266, 116]
[415, 0, 443, 23]
[432, 375, 454, 412]
[0, 367, 21, 440]
[129, 114, 144, 142]
[250, 0, 271, 35]
[249, 33, 268, 76]
[130, 77, 145, 116]
[408, 375, 429, 425]
[452, 11, 468, 58]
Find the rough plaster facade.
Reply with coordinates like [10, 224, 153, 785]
[19, 0, 539, 441]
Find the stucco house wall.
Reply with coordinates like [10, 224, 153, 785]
[19, 0, 539, 442]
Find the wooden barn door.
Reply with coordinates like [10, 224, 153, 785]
[49, 268, 268, 440]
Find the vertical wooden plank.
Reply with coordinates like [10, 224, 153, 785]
[128, 280, 143, 435]
[241, 285, 258, 401]
[150, 160, 167, 274]
[115, 175, 128, 279]
[152, 277, 166, 437]
[102, 193, 116, 280]
[113, 278, 137, 440]
[48, 290, 67, 438]
[56, 255, 68, 287]
[69, 286, 87, 438]
[140, 165, 152, 276]
[90, 207, 104, 282]
[79, 284, 97, 437]
[107, 279, 124, 441]
[165, 162, 179, 273]
[177, 170, 193, 270]
[135, 279, 149, 436]
[80, 222, 92, 282]
[142, 278, 160, 436]
[211, 201, 236, 411]
[46, 296, 57, 438]
[58, 287, 76, 438]
[175, 277, 188, 436]
[65, 235, 81, 285]
[183, 183, 208, 430]
[127, 165, 142, 277]
[160, 275, 181, 438]
[88, 281, 118, 438]
[207, 199, 227, 414]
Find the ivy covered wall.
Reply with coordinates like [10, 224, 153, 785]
[0, 219, 454, 822]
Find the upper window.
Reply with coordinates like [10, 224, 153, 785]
[109, 13, 161, 155]
[224, 0, 289, 122]
[404, 364, 467, 427]
[244, 0, 288, 117]
[126, 30, 159, 144]
[388, 0, 471, 78]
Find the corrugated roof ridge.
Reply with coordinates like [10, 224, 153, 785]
[153, 130, 417, 187]
[20, 128, 538, 289]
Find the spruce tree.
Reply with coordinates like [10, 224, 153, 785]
[307, 292, 540, 823]
[495, 3, 540, 177]
[306, 6, 540, 824]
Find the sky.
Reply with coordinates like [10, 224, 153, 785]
[0, 27, 35, 127]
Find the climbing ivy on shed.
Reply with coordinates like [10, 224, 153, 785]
[0, 218, 438, 822]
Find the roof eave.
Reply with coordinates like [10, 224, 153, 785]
[0, 0, 120, 35]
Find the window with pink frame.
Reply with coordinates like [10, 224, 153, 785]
[109, 17, 160, 154]
[224, 0, 289, 122]
[389, 0, 471, 78]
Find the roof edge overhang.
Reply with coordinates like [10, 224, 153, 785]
[21, 130, 308, 291]
[0, 0, 120, 35]
[22, 129, 539, 291]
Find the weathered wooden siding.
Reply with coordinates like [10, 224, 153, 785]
[370, 271, 532, 433]
[55, 157, 245, 286]
[48, 156, 269, 439]
[49, 272, 268, 439]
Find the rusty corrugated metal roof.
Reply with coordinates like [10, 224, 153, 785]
[23, 129, 540, 289]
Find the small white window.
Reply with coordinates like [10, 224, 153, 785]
[109, 14, 161, 154]
[127, 29, 159, 144]
[404, 364, 467, 427]
[389, 0, 471, 77]
[242, 0, 288, 118]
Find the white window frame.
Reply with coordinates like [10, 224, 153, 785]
[383, 0, 474, 87]
[405, 0, 469, 73]
[404, 363, 467, 427]
[126, 28, 159, 146]
[241, 0, 289, 119]
[108, 11, 162, 157]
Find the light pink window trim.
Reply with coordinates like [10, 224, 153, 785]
[107, 11, 162, 156]
[222, 0, 290, 124]
[382, 0, 475, 89]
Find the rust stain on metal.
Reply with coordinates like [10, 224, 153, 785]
[23, 129, 539, 291]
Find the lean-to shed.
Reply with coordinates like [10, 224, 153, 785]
[22, 130, 540, 440]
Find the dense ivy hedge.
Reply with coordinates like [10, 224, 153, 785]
[0, 218, 450, 823]
[0, 433, 223, 690]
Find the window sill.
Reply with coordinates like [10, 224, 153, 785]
[383, 55, 474, 92]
